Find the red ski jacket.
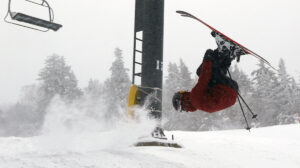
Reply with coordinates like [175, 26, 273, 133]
[185, 60, 238, 113]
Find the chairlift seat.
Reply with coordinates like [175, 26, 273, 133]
[4, 0, 62, 32]
[12, 12, 62, 31]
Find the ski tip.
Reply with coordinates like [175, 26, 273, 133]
[176, 10, 184, 14]
[176, 10, 189, 17]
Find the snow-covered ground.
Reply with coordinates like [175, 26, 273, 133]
[0, 124, 299, 168]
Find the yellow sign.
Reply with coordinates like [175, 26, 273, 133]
[127, 84, 141, 119]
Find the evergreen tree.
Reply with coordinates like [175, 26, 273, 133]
[1, 55, 84, 136]
[251, 60, 278, 126]
[178, 59, 194, 90]
[84, 79, 104, 99]
[104, 48, 131, 120]
[163, 62, 180, 129]
[0, 84, 45, 136]
[38, 54, 82, 101]
[231, 64, 254, 94]
[165, 62, 181, 91]
[0, 108, 4, 135]
[275, 59, 298, 124]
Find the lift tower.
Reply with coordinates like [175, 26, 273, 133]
[129, 0, 180, 147]
[132, 0, 164, 119]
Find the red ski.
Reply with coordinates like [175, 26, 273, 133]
[176, 10, 277, 71]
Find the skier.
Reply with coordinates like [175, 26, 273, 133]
[172, 31, 244, 113]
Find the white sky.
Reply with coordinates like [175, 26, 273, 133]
[0, 0, 300, 104]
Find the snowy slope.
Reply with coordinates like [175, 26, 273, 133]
[0, 124, 299, 168]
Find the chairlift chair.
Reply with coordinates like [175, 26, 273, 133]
[4, 0, 62, 32]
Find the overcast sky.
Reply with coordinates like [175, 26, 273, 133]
[1, 0, 300, 104]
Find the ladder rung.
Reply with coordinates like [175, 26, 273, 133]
[135, 50, 142, 53]
[135, 62, 142, 65]
[134, 73, 142, 77]
[136, 38, 143, 42]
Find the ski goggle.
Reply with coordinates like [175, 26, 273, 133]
[179, 90, 186, 112]
[173, 90, 185, 112]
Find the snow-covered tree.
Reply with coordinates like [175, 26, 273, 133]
[38, 54, 82, 101]
[251, 60, 278, 126]
[163, 62, 180, 114]
[0, 84, 45, 136]
[104, 48, 131, 120]
[163, 62, 180, 129]
[84, 79, 104, 99]
[275, 59, 299, 124]
[230, 64, 254, 95]
[19, 84, 44, 108]
[0, 55, 84, 136]
[165, 62, 181, 91]
[178, 59, 194, 90]
[0, 108, 5, 135]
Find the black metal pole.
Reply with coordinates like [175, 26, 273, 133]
[141, 0, 164, 119]
[133, 0, 164, 119]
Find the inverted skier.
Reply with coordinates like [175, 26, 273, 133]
[172, 31, 245, 113]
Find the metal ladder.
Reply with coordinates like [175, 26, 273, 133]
[132, 31, 143, 84]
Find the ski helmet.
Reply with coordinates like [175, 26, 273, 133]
[172, 90, 185, 112]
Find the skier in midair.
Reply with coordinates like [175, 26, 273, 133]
[172, 31, 244, 113]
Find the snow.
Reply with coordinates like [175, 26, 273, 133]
[0, 124, 299, 168]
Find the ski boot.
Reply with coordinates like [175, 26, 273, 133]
[211, 31, 245, 63]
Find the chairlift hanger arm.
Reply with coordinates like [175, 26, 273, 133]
[7, 0, 12, 16]
[25, 0, 48, 7]
[25, 0, 54, 21]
